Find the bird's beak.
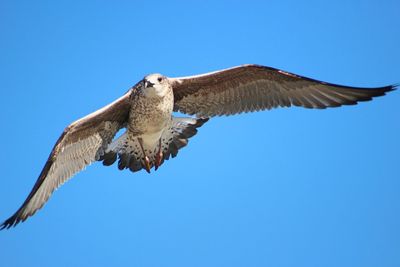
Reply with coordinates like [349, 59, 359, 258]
[144, 80, 155, 88]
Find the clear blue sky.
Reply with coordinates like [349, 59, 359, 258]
[0, 1, 399, 266]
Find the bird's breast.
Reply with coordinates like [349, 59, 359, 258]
[128, 90, 174, 135]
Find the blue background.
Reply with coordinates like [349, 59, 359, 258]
[0, 1, 399, 266]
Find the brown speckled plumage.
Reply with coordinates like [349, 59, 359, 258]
[128, 81, 174, 136]
[1, 64, 395, 229]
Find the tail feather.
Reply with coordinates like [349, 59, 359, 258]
[99, 117, 209, 172]
[102, 151, 117, 166]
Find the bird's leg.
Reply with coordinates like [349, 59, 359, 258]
[154, 139, 163, 171]
[138, 137, 151, 173]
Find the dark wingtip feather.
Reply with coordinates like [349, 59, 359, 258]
[372, 84, 397, 94]
[316, 83, 396, 109]
[357, 84, 397, 100]
[388, 84, 398, 92]
[1, 214, 21, 230]
[0, 220, 12, 230]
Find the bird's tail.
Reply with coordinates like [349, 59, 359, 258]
[99, 117, 209, 173]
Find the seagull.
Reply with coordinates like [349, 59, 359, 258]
[1, 64, 395, 229]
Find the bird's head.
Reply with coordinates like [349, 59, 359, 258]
[143, 73, 169, 97]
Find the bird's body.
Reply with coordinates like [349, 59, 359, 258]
[124, 74, 175, 171]
[101, 73, 207, 173]
[1, 64, 396, 229]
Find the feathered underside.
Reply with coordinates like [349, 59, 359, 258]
[100, 117, 208, 173]
[172, 64, 395, 117]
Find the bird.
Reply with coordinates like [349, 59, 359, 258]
[0, 64, 396, 229]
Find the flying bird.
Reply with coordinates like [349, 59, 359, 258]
[1, 64, 395, 229]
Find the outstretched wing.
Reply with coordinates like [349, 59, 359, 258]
[171, 64, 395, 116]
[1, 91, 132, 229]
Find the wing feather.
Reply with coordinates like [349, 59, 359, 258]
[171, 64, 395, 116]
[1, 91, 131, 229]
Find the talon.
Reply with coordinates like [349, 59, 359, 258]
[154, 138, 163, 171]
[143, 156, 151, 173]
[138, 137, 151, 173]
[155, 151, 163, 171]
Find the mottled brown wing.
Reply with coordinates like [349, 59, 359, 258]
[1, 91, 132, 229]
[171, 64, 395, 116]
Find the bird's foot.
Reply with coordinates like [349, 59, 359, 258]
[155, 151, 163, 171]
[143, 156, 151, 173]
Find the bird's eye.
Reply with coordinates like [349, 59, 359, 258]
[157, 77, 163, 82]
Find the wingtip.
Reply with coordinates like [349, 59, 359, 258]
[0, 210, 28, 230]
[388, 84, 398, 92]
[376, 84, 397, 96]
[0, 222, 7, 230]
[0, 216, 19, 230]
